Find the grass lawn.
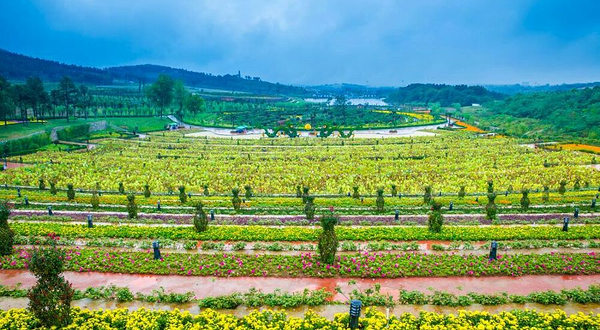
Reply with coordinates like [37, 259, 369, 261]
[0, 117, 173, 140]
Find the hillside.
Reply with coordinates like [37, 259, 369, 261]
[0, 49, 307, 95]
[385, 83, 505, 106]
[486, 82, 600, 95]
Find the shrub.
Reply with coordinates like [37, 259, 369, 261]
[144, 184, 151, 198]
[203, 184, 210, 196]
[295, 185, 302, 198]
[521, 189, 530, 210]
[458, 186, 466, 199]
[116, 287, 134, 302]
[352, 186, 360, 199]
[542, 186, 549, 203]
[574, 180, 581, 191]
[559, 181, 567, 195]
[90, 191, 100, 210]
[193, 202, 208, 232]
[232, 188, 241, 211]
[27, 236, 74, 328]
[38, 178, 45, 190]
[244, 185, 253, 199]
[304, 196, 315, 220]
[317, 212, 339, 265]
[126, 194, 137, 219]
[302, 186, 310, 204]
[485, 193, 497, 221]
[66, 183, 75, 201]
[118, 182, 125, 194]
[424, 186, 432, 204]
[487, 180, 494, 193]
[50, 181, 57, 195]
[0, 202, 13, 256]
[375, 188, 385, 213]
[428, 201, 443, 233]
[179, 186, 187, 203]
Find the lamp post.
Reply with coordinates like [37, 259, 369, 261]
[210, 210, 215, 221]
[47, 206, 53, 216]
[563, 217, 569, 232]
[449, 201, 453, 211]
[394, 209, 399, 221]
[574, 207, 579, 219]
[349, 300, 362, 330]
[489, 241, 498, 261]
[87, 214, 93, 228]
[152, 241, 161, 260]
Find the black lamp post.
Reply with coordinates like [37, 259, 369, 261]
[47, 206, 53, 216]
[17, 187, 21, 198]
[394, 209, 399, 221]
[574, 207, 579, 219]
[449, 201, 453, 211]
[152, 241, 161, 260]
[24, 196, 28, 206]
[563, 217, 569, 232]
[210, 210, 215, 221]
[87, 214, 93, 228]
[489, 241, 498, 261]
[592, 198, 596, 209]
[157, 200, 161, 211]
[349, 299, 362, 330]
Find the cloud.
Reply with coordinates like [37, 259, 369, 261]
[0, 0, 599, 85]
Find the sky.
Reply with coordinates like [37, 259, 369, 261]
[1, 0, 599, 86]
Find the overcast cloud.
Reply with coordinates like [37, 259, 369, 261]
[1, 0, 599, 86]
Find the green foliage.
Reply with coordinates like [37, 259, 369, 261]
[244, 185, 253, 199]
[352, 186, 360, 199]
[390, 184, 397, 197]
[49, 181, 57, 195]
[66, 183, 75, 201]
[90, 191, 100, 210]
[574, 180, 581, 191]
[304, 196, 315, 220]
[375, 188, 385, 213]
[193, 202, 208, 233]
[559, 181, 567, 195]
[428, 201, 443, 233]
[203, 184, 209, 196]
[178, 186, 187, 203]
[317, 212, 339, 265]
[118, 182, 125, 194]
[126, 194, 137, 219]
[302, 186, 310, 204]
[56, 123, 90, 140]
[386, 83, 504, 107]
[487, 180, 494, 193]
[423, 186, 432, 204]
[232, 188, 241, 211]
[521, 189, 531, 210]
[542, 186, 550, 203]
[0, 201, 13, 256]
[144, 184, 151, 198]
[458, 186, 466, 199]
[38, 178, 45, 190]
[485, 193, 498, 220]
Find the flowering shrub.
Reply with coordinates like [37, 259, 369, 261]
[0, 201, 13, 256]
[0, 307, 598, 329]
[1, 248, 597, 278]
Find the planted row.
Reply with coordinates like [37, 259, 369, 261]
[1, 248, 597, 278]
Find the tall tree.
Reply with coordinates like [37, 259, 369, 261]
[57, 76, 78, 122]
[333, 94, 349, 121]
[146, 74, 175, 117]
[0, 76, 13, 126]
[78, 85, 91, 119]
[11, 84, 28, 123]
[185, 94, 205, 116]
[24, 77, 48, 120]
[173, 80, 188, 119]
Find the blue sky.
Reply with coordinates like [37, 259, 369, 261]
[1, 0, 599, 86]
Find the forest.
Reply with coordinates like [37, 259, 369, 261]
[385, 83, 505, 106]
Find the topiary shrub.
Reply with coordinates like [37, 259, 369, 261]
[232, 188, 241, 211]
[203, 184, 210, 196]
[542, 186, 550, 203]
[375, 188, 385, 213]
[574, 180, 581, 191]
[352, 186, 360, 199]
[487, 180, 494, 193]
[485, 193, 497, 221]
[458, 186, 466, 199]
[193, 202, 208, 232]
[424, 186, 432, 204]
[90, 191, 100, 210]
[118, 182, 125, 194]
[304, 196, 316, 220]
[0, 200, 14, 256]
[28, 234, 74, 328]
[66, 183, 75, 201]
[38, 178, 45, 191]
[50, 181, 57, 195]
[317, 211, 339, 265]
[428, 201, 443, 233]
[179, 186, 187, 204]
[559, 181, 567, 195]
[244, 185, 253, 199]
[144, 184, 151, 198]
[520, 189, 530, 211]
[126, 194, 137, 219]
[390, 184, 397, 197]
[295, 185, 302, 198]
[302, 186, 310, 204]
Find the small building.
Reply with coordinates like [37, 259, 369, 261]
[232, 126, 248, 134]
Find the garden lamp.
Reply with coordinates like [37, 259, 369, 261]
[152, 241, 161, 260]
[17, 187, 21, 198]
[210, 210, 215, 221]
[394, 209, 399, 221]
[24, 196, 28, 206]
[349, 299, 362, 330]
[449, 201, 453, 211]
[87, 214, 93, 228]
[489, 241, 498, 261]
[574, 207, 579, 219]
[47, 206, 53, 216]
[157, 200, 161, 211]
[592, 198, 596, 209]
[563, 217, 569, 232]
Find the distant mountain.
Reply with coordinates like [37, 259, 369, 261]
[485, 82, 600, 95]
[385, 83, 505, 107]
[309, 83, 395, 97]
[0, 49, 307, 95]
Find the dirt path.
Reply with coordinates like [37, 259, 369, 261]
[1, 270, 598, 300]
